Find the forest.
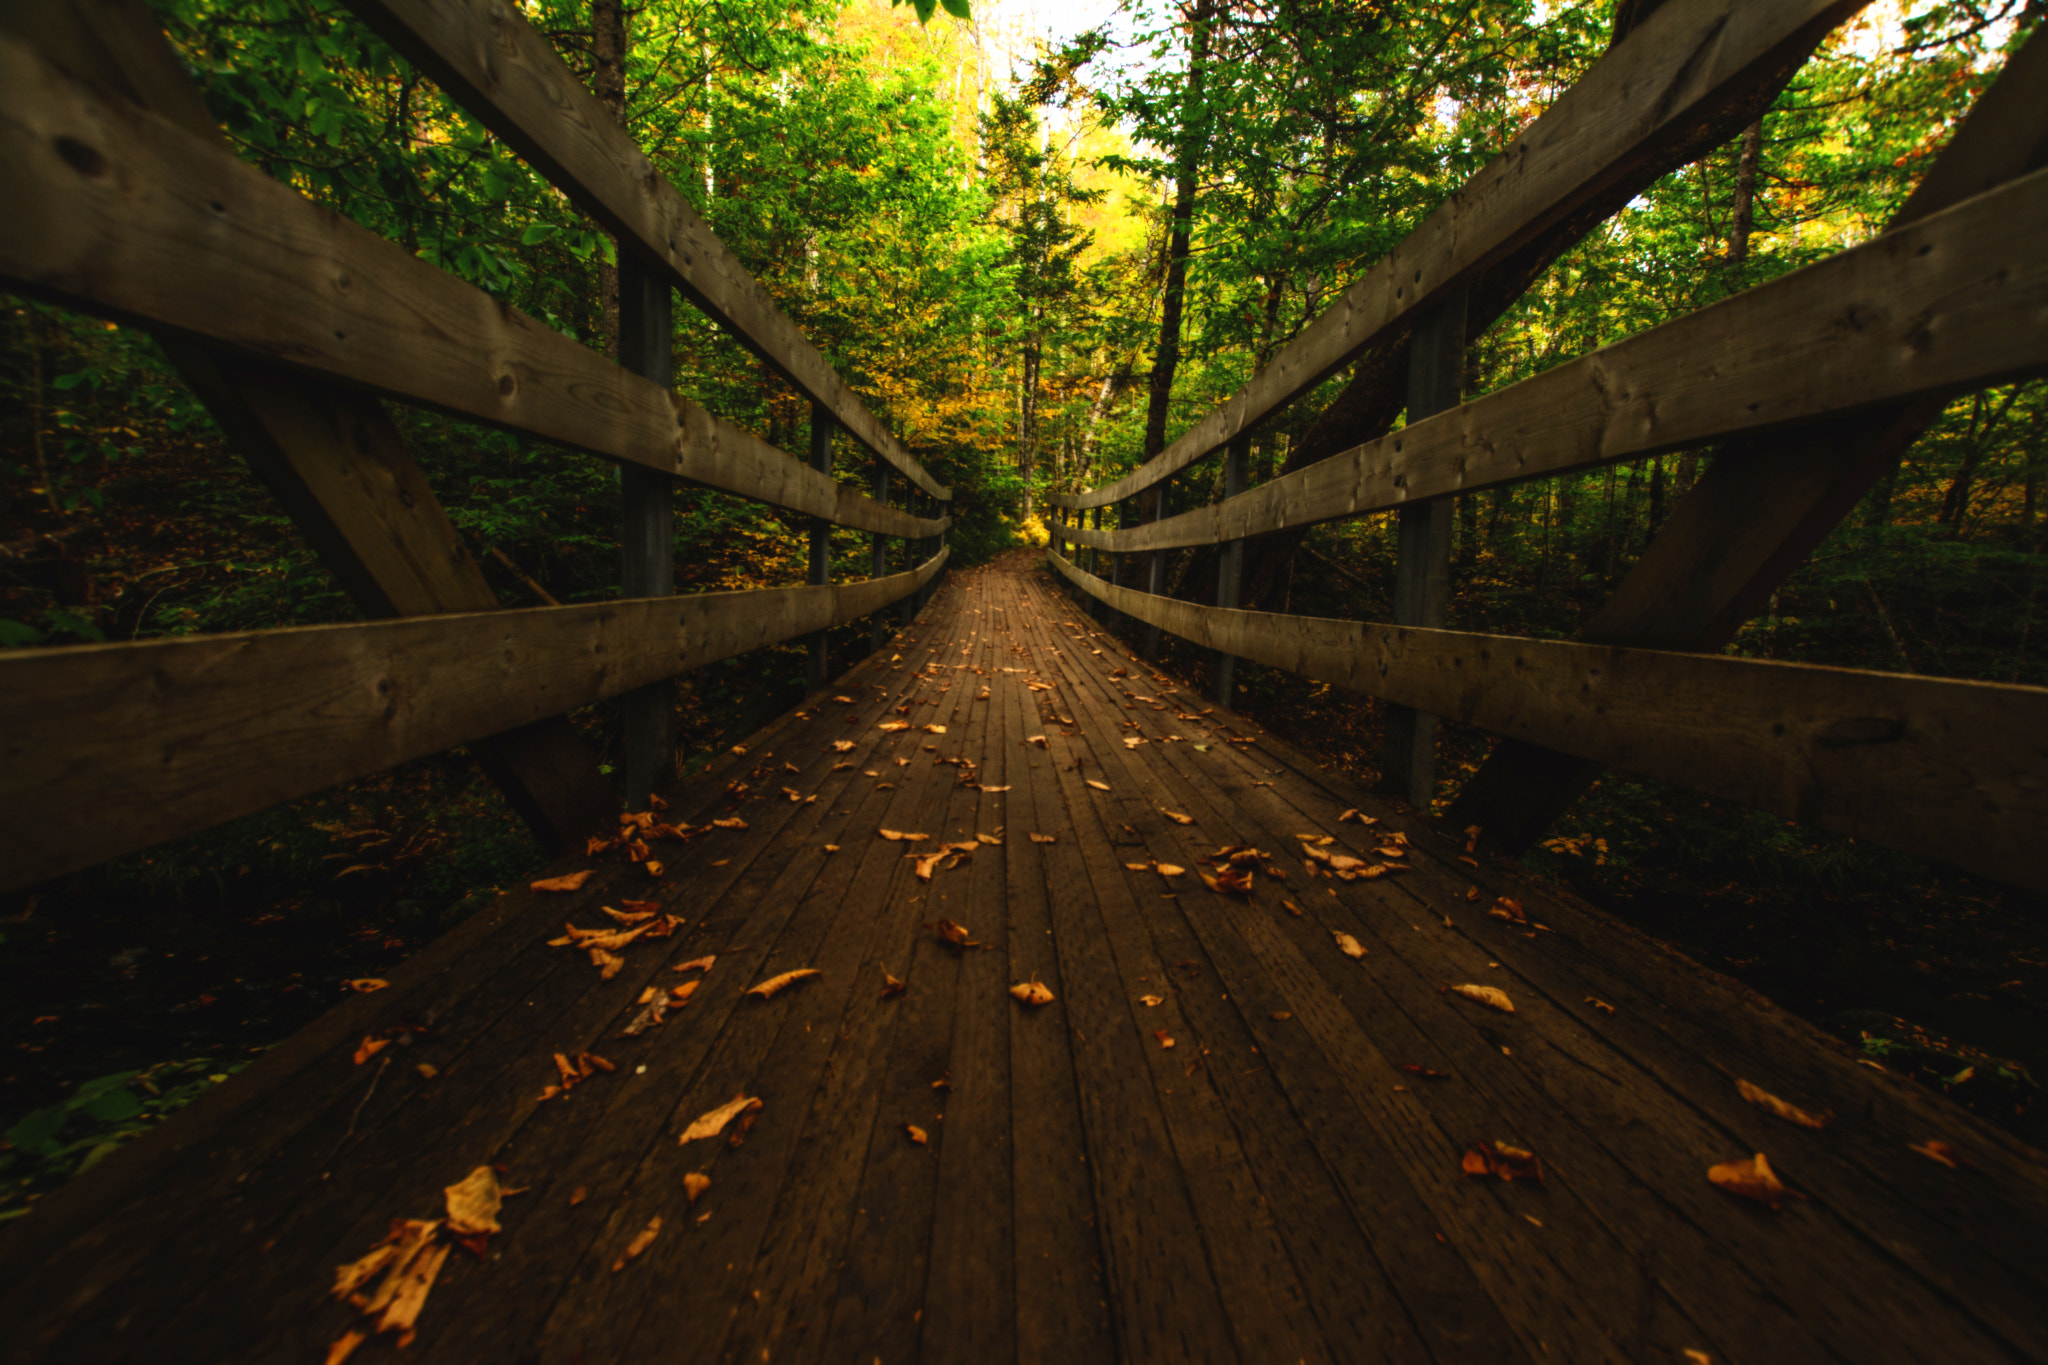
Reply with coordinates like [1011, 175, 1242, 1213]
[2, 0, 2043, 1216]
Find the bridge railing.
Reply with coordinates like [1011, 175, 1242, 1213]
[0, 0, 950, 893]
[1047, 0, 2048, 892]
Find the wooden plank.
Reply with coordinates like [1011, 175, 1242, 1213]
[341, 0, 948, 501]
[1061, 163, 2048, 554]
[1384, 286, 1466, 807]
[1050, 0, 1867, 511]
[0, 549, 947, 892]
[617, 253, 676, 809]
[1046, 548, 2048, 889]
[0, 35, 947, 537]
[1450, 27, 2048, 848]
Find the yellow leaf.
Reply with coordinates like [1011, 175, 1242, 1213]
[1086, 779, 1110, 792]
[1139, 994, 1164, 1006]
[880, 829, 928, 842]
[611, 1216, 662, 1271]
[879, 720, 911, 732]
[903, 1123, 929, 1146]
[1334, 932, 1367, 960]
[1448, 983, 1514, 1013]
[1708, 1152, 1800, 1209]
[746, 969, 821, 999]
[1737, 1078, 1831, 1130]
[345, 978, 390, 994]
[684, 1173, 710, 1207]
[832, 740, 856, 752]
[1156, 863, 1185, 877]
[923, 724, 947, 734]
[1029, 832, 1056, 843]
[1010, 979, 1055, 1006]
[443, 1165, 502, 1236]
[530, 870, 593, 893]
[1160, 809, 1194, 825]
[681, 1095, 762, 1144]
[1154, 1030, 1176, 1049]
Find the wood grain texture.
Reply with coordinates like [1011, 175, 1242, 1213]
[1062, 164, 2048, 554]
[1047, 548, 2048, 890]
[343, 0, 949, 500]
[1050, 0, 1867, 510]
[0, 548, 946, 892]
[0, 36, 945, 537]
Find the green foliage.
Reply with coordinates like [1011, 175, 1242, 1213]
[1, 1060, 247, 1212]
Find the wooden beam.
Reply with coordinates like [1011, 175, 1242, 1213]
[1060, 164, 2048, 555]
[807, 402, 833, 693]
[341, 0, 948, 502]
[1049, 0, 1867, 511]
[0, 36, 946, 539]
[1451, 27, 2048, 849]
[617, 253, 675, 810]
[1047, 549, 2048, 891]
[1383, 286, 1466, 808]
[0, 550, 948, 893]
[0, 0, 613, 851]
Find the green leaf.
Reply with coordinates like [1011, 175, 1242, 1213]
[939, 0, 971, 18]
[4, 1105, 68, 1155]
[44, 609, 105, 643]
[0, 620, 45, 648]
[75, 1139, 127, 1175]
[49, 372, 89, 391]
[912, 0, 938, 23]
[79, 1089, 144, 1123]
[69, 1071, 141, 1104]
[520, 223, 560, 246]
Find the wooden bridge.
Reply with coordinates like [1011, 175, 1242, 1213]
[3, 1, 2047, 1361]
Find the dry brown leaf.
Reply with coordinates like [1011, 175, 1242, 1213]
[1374, 846, 1407, 859]
[530, 871, 594, 893]
[911, 850, 947, 881]
[1282, 899, 1303, 917]
[353, 1036, 390, 1066]
[1153, 1030, 1177, 1049]
[1462, 1141, 1545, 1184]
[1708, 1152, 1801, 1209]
[1447, 983, 1515, 1013]
[674, 955, 715, 974]
[1026, 735, 1048, 748]
[832, 740, 856, 752]
[570, 1186, 588, 1206]
[1085, 779, 1111, 792]
[1909, 1139, 1967, 1168]
[1160, 809, 1194, 825]
[711, 817, 747, 831]
[1334, 932, 1368, 960]
[880, 829, 929, 842]
[1139, 994, 1165, 1007]
[933, 918, 978, 949]
[416, 1063, 438, 1079]
[330, 1242, 402, 1301]
[669, 979, 700, 1005]
[976, 833, 1004, 846]
[1028, 832, 1056, 844]
[903, 1123, 929, 1146]
[1736, 1078, 1832, 1130]
[684, 1172, 711, 1207]
[443, 1166, 502, 1236]
[1584, 996, 1616, 1016]
[881, 969, 907, 999]
[612, 1216, 662, 1272]
[878, 720, 912, 732]
[746, 969, 820, 999]
[345, 978, 390, 994]
[1010, 979, 1055, 1006]
[1156, 863, 1185, 877]
[682, 1095, 763, 1144]
[325, 1329, 368, 1365]
[375, 1240, 450, 1333]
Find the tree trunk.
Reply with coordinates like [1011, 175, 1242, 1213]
[592, 0, 628, 358]
[1141, 0, 1216, 461]
[1018, 333, 1040, 519]
[1728, 118, 1764, 275]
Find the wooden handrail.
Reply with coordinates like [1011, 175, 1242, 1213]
[0, 35, 944, 540]
[0, 547, 949, 893]
[345, 0, 950, 502]
[1057, 166, 2048, 554]
[1047, 549, 2048, 891]
[1053, 0, 1865, 512]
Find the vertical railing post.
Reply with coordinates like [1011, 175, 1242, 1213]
[1142, 475, 1169, 660]
[618, 253, 674, 811]
[1107, 498, 1123, 633]
[901, 489, 920, 628]
[870, 459, 892, 653]
[1215, 434, 1249, 706]
[1089, 505, 1105, 621]
[806, 401, 833, 693]
[1383, 284, 1469, 811]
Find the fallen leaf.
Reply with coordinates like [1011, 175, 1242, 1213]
[832, 740, 856, 752]
[1028, 832, 1056, 844]
[325, 1329, 368, 1365]
[1010, 979, 1055, 1006]
[354, 1037, 390, 1065]
[570, 1186, 588, 1206]
[417, 1063, 438, 1079]
[1462, 1140, 1545, 1184]
[1026, 735, 1048, 748]
[530, 871, 594, 893]
[375, 1239, 450, 1333]
[1707, 1152, 1801, 1209]
[1447, 983, 1515, 1013]
[1282, 899, 1302, 917]
[443, 1166, 502, 1236]
[669, 979, 700, 1006]
[346, 979, 391, 994]
[977, 833, 1004, 846]
[682, 1095, 762, 1144]
[1736, 1079, 1832, 1130]
[880, 829, 929, 842]
[903, 1123, 929, 1146]
[1156, 863, 1185, 877]
[1334, 932, 1368, 960]
[674, 955, 715, 974]
[911, 850, 946, 881]
[1585, 996, 1616, 1016]
[1397, 1063, 1450, 1080]
[711, 817, 747, 831]
[1909, 1139, 1967, 1168]
[933, 918, 979, 949]
[746, 969, 821, 999]
[1085, 779, 1110, 792]
[684, 1173, 711, 1207]
[1160, 809, 1195, 825]
[612, 1216, 662, 1272]
[881, 969, 907, 999]
[1139, 994, 1165, 1007]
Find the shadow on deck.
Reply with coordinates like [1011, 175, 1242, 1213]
[4, 551, 2044, 1365]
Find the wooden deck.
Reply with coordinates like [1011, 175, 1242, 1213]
[5, 549, 2046, 1365]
